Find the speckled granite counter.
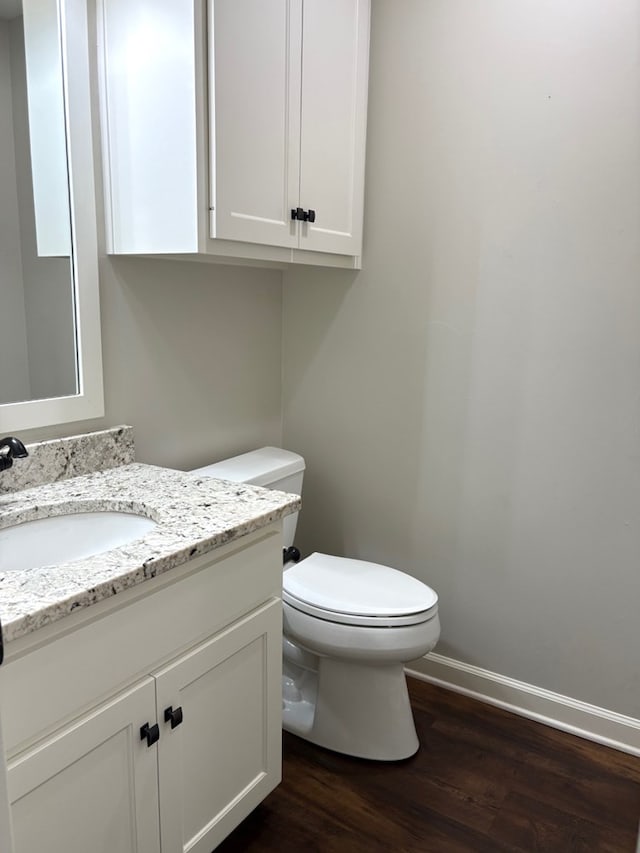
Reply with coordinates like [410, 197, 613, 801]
[0, 462, 300, 646]
[0, 426, 135, 494]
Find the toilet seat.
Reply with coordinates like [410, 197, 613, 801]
[283, 552, 438, 628]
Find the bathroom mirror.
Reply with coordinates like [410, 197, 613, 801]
[0, 0, 103, 432]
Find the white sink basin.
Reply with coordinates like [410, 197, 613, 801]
[0, 511, 157, 572]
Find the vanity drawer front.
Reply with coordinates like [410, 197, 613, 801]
[0, 527, 282, 756]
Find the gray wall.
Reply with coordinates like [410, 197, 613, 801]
[97, 257, 283, 468]
[282, 0, 640, 716]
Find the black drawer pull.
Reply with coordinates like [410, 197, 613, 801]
[140, 722, 160, 747]
[164, 705, 184, 729]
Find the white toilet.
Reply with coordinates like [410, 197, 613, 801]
[192, 447, 440, 761]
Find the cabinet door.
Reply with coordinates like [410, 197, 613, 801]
[7, 678, 160, 853]
[210, 0, 302, 248]
[155, 599, 282, 853]
[298, 0, 370, 256]
[98, 0, 200, 254]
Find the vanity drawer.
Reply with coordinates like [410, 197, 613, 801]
[0, 526, 282, 756]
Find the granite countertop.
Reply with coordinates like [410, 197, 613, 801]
[0, 462, 300, 646]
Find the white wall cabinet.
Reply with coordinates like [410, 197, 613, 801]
[98, 0, 370, 268]
[0, 527, 283, 853]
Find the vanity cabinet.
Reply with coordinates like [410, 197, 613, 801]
[97, 0, 370, 268]
[1, 526, 283, 853]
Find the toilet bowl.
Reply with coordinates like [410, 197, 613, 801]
[191, 447, 440, 761]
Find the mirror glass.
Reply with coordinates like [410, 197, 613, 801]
[0, 0, 102, 433]
[0, 0, 78, 406]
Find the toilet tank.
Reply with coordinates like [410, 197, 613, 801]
[191, 447, 305, 548]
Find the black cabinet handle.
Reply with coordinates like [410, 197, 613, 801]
[292, 207, 316, 222]
[140, 722, 160, 747]
[164, 705, 184, 730]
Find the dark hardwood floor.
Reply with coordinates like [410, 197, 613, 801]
[217, 677, 640, 852]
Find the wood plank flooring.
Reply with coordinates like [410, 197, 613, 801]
[217, 677, 640, 853]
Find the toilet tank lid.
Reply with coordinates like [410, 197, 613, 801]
[192, 446, 305, 487]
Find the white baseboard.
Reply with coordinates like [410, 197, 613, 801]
[406, 652, 640, 757]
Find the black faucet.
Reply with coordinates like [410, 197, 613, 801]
[0, 436, 29, 472]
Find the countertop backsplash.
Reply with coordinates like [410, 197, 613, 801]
[0, 425, 135, 494]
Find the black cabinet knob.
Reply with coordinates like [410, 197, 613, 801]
[291, 207, 306, 221]
[306, 209, 316, 223]
[140, 722, 160, 747]
[164, 705, 184, 729]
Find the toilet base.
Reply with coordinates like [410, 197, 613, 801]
[282, 654, 419, 761]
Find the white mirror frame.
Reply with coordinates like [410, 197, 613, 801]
[0, 0, 103, 432]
